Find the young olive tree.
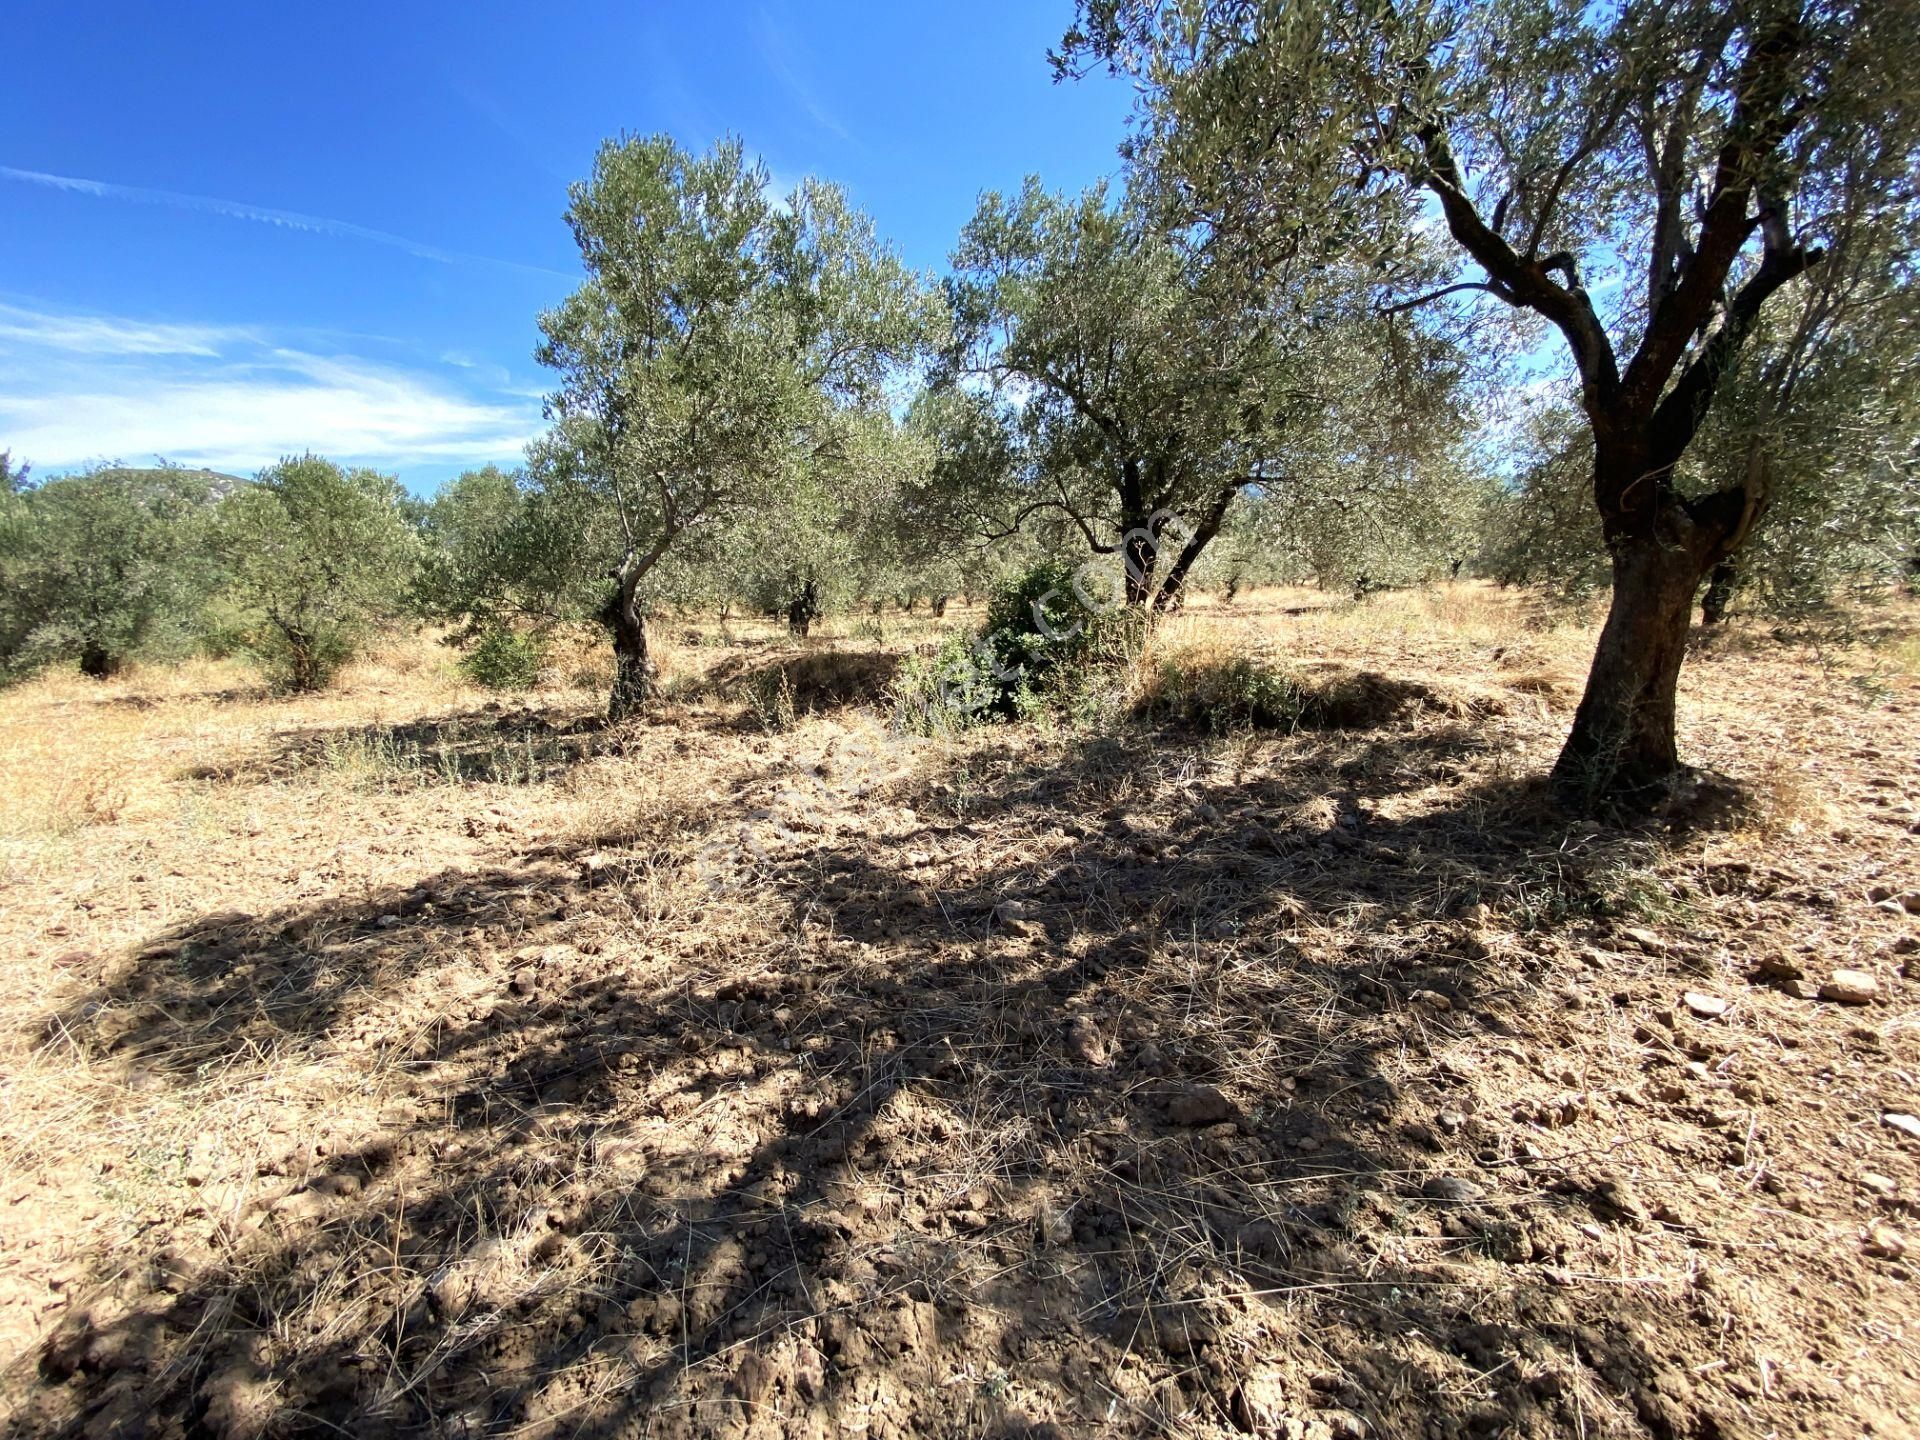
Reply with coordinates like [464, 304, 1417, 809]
[215, 455, 418, 691]
[1064, 0, 1920, 805]
[933, 179, 1462, 609]
[532, 135, 933, 718]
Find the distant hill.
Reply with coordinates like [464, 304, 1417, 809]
[86, 465, 249, 498]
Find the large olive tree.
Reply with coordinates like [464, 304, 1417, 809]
[532, 135, 934, 719]
[1064, 0, 1920, 805]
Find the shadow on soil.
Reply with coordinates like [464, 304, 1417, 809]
[26, 715, 1749, 1440]
[179, 703, 619, 788]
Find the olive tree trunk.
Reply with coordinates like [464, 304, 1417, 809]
[1700, 560, 1738, 625]
[606, 564, 655, 722]
[1550, 528, 1706, 802]
[1550, 447, 1764, 806]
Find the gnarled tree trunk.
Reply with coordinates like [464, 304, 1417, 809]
[1550, 446, 1764, 807]
[786, 579, 820, 638]
[606, 568, 654, 723]
[1152, 482, 1240, 613]
[1550, 525, 1706, 803]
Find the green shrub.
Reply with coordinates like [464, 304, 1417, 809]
[247, 623, 359, 694]
[1141, 645, 1310, 732]
[461, 626, 548, 690]
[889, 632, 1018, 735]
[889, 561, 1140, 733]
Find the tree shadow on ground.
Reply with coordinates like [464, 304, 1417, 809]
[23, 714, 1766, 1440]
[177, 703, 619, 787]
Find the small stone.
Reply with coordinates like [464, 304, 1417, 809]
[728, 1353, 778, 1405]
[1819, 969, 1880, 1005]
[1063, 1015, 1108, 1067]
[1410, 989, 1453, 1011]
[1166, 1084, 1234, 1126]
[1883, 1113, 1920, 1141]
[509, 967, 538, 996]
[1683, 991, 1728, 1019]
[1593, 1177, 1651, 1225]
[992, 899, 1033, 926]
[1859, 1172, 1898, 1200]
[1229, 1370, 1289, 1435]
[1865, 1225, 1906, 1259]
[1421, 1175, 1486, 1204]
[1621, 927, 1669, 954]
[1902, 892, 1920, 915]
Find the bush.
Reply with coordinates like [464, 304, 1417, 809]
[889, 632, 1016, 735]
[247, 623, 358, 693]
[889, 560, 1140, 734]
[461, 626, 548, 690]
[1140, 644, 1310, 732]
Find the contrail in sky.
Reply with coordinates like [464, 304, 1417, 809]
[0, 164, 576, 282]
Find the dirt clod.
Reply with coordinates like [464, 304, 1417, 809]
[1167, 1084, 1236, 1126]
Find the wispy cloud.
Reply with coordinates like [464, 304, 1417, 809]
[751, 6, 851, 142]
[0, 302, 542, 474]
[0, 164, 577, 282]
[0, 302, 251, 358]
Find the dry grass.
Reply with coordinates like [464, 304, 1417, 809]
[2, 583, 1917, 1440]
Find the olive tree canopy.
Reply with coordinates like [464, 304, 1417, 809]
[928, 175, 1468, 608]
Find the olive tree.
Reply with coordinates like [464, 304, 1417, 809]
[933, 178, 1463, 609]
[215, 455, 418, 691]
[532, 135, 934, 718]
[0, 464, 223, 679]
[1063, 0, 1920, 805]
[412, 465, 598, 634]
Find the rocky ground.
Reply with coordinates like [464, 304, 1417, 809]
[0, 588, 1915, 1439]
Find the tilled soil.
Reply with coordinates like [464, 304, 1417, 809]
[2, 614, 1917, 1440]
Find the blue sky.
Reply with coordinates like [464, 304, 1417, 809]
[1, 2, 1133, 491]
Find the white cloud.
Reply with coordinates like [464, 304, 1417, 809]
[0, 302, 250, 357]
[0, 302, 543, 474]
[0, 164, 576, 282]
